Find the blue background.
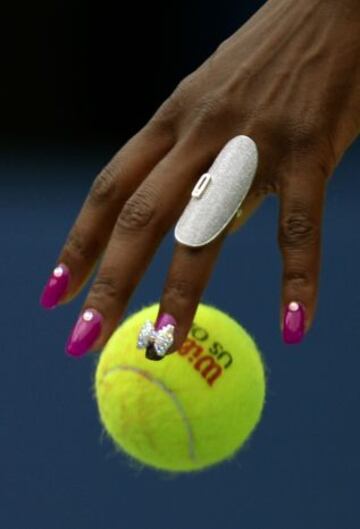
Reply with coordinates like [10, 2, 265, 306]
[1, 137, 359, 529]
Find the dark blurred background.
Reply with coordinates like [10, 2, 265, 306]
[1, 0, 264, 147]
[1, 1, 360, 529]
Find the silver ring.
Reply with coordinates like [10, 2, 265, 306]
[174, 135, 258, 247]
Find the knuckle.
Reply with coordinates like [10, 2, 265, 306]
[279, 212, 318, 248]
[292, 125, 319, 153]
[63, 226, 96, 262]
[88, 165, 118, 206]
[193, 94, 223, 126]
[148, 99, 178, 137]
[150, 75, 195, 131]
[90, 276, 121, 304]
[163, 277, 197, 304]
[283, 270, 311, 289]
[285, 116, 329, 158]
[172, 73, 197, 98]
[213, 35, 232, 56]
[115, 185, 157, 234]
[263, 114, 336, 177]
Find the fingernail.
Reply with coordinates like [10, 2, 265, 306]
[283, 301, 305, 344]
[66, 308, 103, 357]
[174, 135, 258, 247]
[40, 263, 70, 309]
[155, 313, 177, 332]
[137, 313, 177, 360]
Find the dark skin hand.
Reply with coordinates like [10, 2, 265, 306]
[42, 0, 360, 355]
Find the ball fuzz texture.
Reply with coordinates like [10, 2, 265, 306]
[94, 303, 266, 473]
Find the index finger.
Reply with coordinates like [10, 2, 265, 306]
[40, 121, 174, 309]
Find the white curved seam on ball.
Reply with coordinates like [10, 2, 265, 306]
[100, 365, 197, 463]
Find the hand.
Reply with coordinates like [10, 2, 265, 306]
[40, 0, 360, 356]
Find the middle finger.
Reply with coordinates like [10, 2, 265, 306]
[65, 135, 217, 356]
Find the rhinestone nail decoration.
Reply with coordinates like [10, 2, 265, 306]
[137, 320, 175, 357]
[53, 266, 64, 278]
[289, 301, 300, 311]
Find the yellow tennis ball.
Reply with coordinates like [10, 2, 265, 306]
[94, 302, 266, 474]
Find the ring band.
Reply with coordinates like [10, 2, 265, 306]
[174, 135, 258, 248]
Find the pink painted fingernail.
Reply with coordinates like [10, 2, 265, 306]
[66, 308, 103, 357]
[40, 263, 70, 309]
[283, 301, 305, 344]
[155, 313, 177, 332]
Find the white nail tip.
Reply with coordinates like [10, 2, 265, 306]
[174, 135, 258, 247]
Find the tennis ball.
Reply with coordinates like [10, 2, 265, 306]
[94, 302, 266, 474]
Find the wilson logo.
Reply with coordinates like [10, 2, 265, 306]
[176, 321, 233, 387]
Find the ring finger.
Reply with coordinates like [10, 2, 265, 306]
[141, 134, 259, 360]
